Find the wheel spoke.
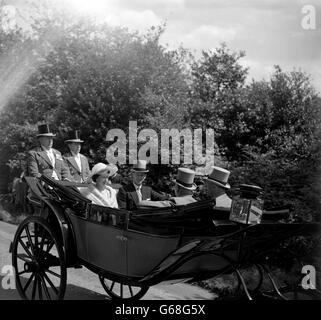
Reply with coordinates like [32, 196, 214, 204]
[34, 225, 39, 253]
[42, 271, 59, 296]
[41, 240, 54, 260]
[45, 268, 61, 278]
[37, 275, 43, 300]
[120, 284, 123, 298]
[39, 273, 51, 300]
[16, 253, 32, 263]
[18, 270, 32, 276]
[110, 281, 115, 292]
[129, 285, 134, 297]
[23, 272, 35, 293]
[25, 225, 35, 257]
[37, 228, 47, 259]
[31, 275, 38, 300]
[18, 239, 33, 260]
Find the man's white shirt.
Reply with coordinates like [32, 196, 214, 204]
[72, 152, 82, 172]
[43, 148, 59, 180]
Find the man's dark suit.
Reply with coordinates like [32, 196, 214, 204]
[27, 146, 71, 180]
[63, 152, 91, 183]
[117, 182, 168, 210]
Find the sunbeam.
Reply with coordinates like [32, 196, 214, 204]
[0, 24, 63, 113]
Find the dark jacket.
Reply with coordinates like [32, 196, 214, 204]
[27, 146, 71, 180]
[117, 182, 168, 210]
[63, 152, 91, 183]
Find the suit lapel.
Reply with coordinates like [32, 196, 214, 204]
[37, 149, 53, 168]
[129, 183, 140, 205]
[66, 156, 81, 173]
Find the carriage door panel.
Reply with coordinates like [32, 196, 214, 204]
[69, 215, 88, 260]
[124, 230, 180, 277]
[86, 223, 127, 275]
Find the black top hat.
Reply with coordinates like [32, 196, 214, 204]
[37, 124, 56, 137]
[65, 130, 84, 143]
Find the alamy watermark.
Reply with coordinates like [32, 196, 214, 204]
[301, 265, 317, 290]
[0, 257, 15, 290]
[105, 121, 214, 166]
[301, 4, 318, 30]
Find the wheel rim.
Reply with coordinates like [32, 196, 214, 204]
[99, 275, 149, 300]
[12, 217, 67, 300]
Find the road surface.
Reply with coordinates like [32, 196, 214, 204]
[0, 220, 216, 300]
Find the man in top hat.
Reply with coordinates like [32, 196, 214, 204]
[63, 130, 91, 183]
[205, 166, 232, 210]
[27, 124, 72, 181]
[170, 168, 197, 205]
[117, 160, 168, 210]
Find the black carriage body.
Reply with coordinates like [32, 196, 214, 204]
[20, 175, 321, 300]
[23, 176, 243, 283]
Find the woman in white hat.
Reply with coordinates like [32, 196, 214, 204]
[205, 166, 232, 210]
[78, 162, 119, 208]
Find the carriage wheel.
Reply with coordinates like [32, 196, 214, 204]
[99, 275, 149, 300]
[12, 216, 67, 300]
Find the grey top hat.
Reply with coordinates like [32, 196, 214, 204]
[36, 124, 56, 137]
[65, 130, 84, 143]
[132, 160, 149, 173]
[206, 166, 231, 189]
[174, 168, 197, 191]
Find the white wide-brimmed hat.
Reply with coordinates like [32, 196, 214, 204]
[206, 166, 231, 189]
[174, 168, 197, 191]
[90, 163, 118, 179]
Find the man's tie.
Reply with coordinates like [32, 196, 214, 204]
[136, 186, 142, 202]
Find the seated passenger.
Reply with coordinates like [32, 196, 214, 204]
[170, 168, 197, 205]
[205, 166, 232, 211]
[79, 163, 118, 208]
[117, 160, 169, 210]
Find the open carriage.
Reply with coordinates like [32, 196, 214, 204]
[10, 175, 321, 300]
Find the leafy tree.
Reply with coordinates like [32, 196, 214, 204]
[0, 5, 191, 189]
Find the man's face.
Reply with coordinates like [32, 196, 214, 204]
[68, 142, 82, 155]
[39, 136, 53, 149]
[132, 171, 146, 186]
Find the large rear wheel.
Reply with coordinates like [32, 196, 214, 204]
[12, 216, 67, 300]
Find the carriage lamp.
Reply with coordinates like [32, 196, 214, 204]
[229, 184, 264, 225]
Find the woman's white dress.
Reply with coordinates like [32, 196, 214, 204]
[78, 184, 118, 208]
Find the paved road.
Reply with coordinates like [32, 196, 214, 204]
[0, 220, 215, 300]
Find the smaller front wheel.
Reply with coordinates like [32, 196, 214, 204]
[99, 275, 149, 300]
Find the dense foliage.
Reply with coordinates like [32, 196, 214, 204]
[0, 5, 320, 221]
